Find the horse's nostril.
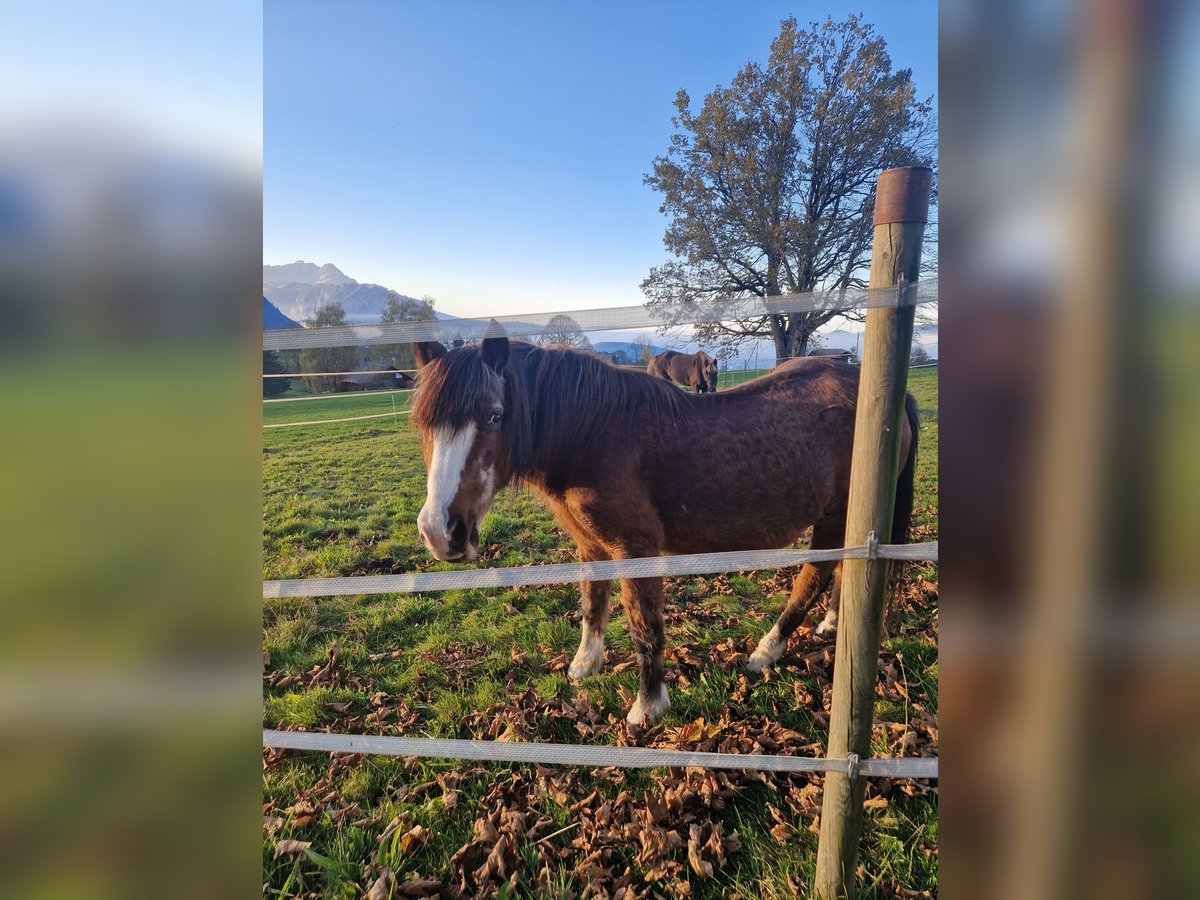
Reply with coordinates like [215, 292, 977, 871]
[448, 515, 468, 549]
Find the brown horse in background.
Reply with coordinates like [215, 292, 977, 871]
[648, 350, 718, 393]
[410, 335, 918, 725]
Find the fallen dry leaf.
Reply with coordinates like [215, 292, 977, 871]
[273, 839, 311, 858]
[365, 867, 395, 900]
[399, 875, 444, 897]
[262, 816, 284, 834]
[399, 824, 430, 855]
[687, 825, 713, 878]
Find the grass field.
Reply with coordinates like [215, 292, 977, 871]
[263, 366, 938, 898]
[263, 389, 415, 428]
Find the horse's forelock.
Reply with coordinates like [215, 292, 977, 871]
[411, 346, 536, 477]
[412, 349, 502, 432]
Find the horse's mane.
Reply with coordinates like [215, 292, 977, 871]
[511, 344, 685, 475]
[413, 342, 685, 479]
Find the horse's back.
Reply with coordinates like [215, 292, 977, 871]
[721, 357, 859, 406]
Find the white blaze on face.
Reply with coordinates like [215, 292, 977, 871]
[417, 423, 477, 557]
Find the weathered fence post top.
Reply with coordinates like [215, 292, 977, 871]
[873, 166, 933, 226]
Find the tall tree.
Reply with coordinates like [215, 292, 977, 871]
[300, 303, 358, 393]
[642, 15, 935, 364]
[369, 292, 437, 376]
[910, 341, 931, 366]
[262, 351, 290, 397]
[632, 334, 654, 366]
[537, 314, 592, 351]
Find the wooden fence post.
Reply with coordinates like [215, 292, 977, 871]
[813, 166, 932, 899]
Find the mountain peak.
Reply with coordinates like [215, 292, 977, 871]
[315, 262, 351, 285]
[264, 260, 356, 286]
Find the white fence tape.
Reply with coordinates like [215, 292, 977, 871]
[263, 282, 937, 351]
[262, 729, 937, 778]
[263, 369, 419, 378]
[263, 410, 410, 430]
[264, 388, 414, 403]
[263, 542, 937, 598]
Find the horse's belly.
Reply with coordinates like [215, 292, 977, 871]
[658, 499, 821, 555]
[650, 405, 852, 553]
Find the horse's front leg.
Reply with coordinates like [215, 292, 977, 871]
[622, 574, 668, 725]
[569, 564, 611, 681]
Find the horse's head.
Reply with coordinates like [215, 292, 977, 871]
[699, 353, 718, 392]
[410, 334, 520, 562]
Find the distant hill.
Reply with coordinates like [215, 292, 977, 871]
[263, 260, 431, 325]
[593, 340, 666, 362]
[809, 323, 937, 359]
[262, 296, 301, 331]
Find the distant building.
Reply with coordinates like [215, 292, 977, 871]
[807, 348, 858, 364]
[338, 365, 414, 392]
[336, 376, 371, 392]
[380, 366, 415, 388]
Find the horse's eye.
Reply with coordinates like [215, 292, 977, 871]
[485, 411, 503, 429]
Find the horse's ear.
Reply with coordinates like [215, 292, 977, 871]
[480, 320, 509, 371]
[412, 341, 447, 369]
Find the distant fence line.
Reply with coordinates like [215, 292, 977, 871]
[263, 410, 410, 430]
[263, 368, 419, 378]
[264, 388, 415, 403]
[262, 282, 937, 352]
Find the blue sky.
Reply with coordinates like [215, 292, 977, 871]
[6, 1, 260, 168]
[265, 1, 937, 318]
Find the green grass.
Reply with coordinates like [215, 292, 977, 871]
[263, 389, 414, 427]
[263, 366, 938, 898]
[716, 367, 774, 390]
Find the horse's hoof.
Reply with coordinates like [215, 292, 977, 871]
[568, 659, 602, 681]
[747, 626, 783, 673]
[626, 685, 670, 725]
[568, 633, 605, 681]
[814, 617, 838, 639]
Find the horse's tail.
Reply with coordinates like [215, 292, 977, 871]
[891, 393, 920, 544]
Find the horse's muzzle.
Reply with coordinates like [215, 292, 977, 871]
[418, 510, 479, 562]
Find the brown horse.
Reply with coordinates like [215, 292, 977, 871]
[648, 350, 718, 393]
[410, 335, 918, 725]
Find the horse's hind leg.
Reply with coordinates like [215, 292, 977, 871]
[747, 561, 836, 671]
[814, 566, 842, 637]
[747, 518, 844, 672]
